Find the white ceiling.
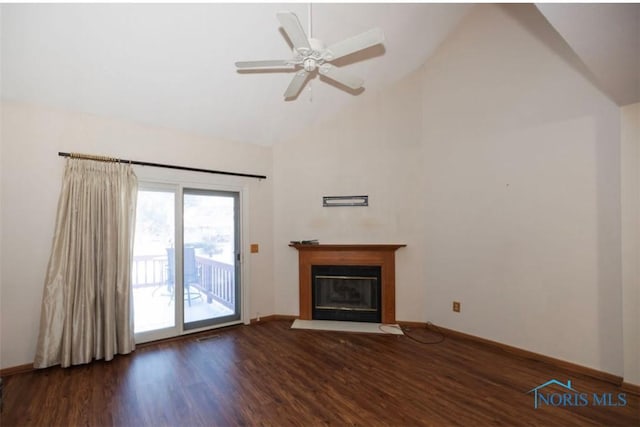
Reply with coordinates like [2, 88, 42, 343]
[0, 3, 471, 146]
[1, 3, 638, 146]
[536, 3, 640, 107]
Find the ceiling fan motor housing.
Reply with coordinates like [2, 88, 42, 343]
[298, 38, 326, 72]
[303, 58, 316, 72]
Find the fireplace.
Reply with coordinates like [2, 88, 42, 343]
[290, 244, 406, 324]
[312, 265, 382, 322]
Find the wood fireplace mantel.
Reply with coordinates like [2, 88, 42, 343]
[290, 244, 406, 323]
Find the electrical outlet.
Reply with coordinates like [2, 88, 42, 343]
[453, 301, 461, 313]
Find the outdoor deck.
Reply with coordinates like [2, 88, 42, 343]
[132, 254, 235, 332]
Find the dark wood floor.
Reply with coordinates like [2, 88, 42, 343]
[1, 320, 638, 426]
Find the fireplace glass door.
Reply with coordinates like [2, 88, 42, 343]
[312, 265, 382, 323]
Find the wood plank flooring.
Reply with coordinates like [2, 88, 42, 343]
[1, 320, 638, 426]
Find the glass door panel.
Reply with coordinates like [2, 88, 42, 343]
[183, 190, 240, 329]
[132, 189, 177, 336]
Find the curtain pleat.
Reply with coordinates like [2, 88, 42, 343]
[34, 159, 138, 368]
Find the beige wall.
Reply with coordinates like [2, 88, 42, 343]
[621, 102, 640, 385]
[273, 4, 625, 376]
[0, 102, 274, 368]
[273, 71, 427, 322]
[420, 4, 622, 375]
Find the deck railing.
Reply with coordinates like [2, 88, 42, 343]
[132, 254, 235, 310]
[195, 257, 235, 309]
[132, 255, 166, 286]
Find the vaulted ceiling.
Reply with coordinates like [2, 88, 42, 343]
[1, 3, 638, 146]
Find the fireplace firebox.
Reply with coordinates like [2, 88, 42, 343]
[312, 265, 382, 322]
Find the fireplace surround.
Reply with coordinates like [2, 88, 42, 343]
[290, 244, 406, 323]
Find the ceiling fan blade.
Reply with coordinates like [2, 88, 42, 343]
[318, 64, 363, 90]
[235, 60, 293, 69]
[277, 11, 311, 53]
[284, 70, 309, 98]
[324, 28, 385, 61]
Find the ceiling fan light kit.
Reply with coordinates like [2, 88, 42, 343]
[235, 10, 385, 99]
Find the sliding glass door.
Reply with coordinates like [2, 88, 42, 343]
[132, 188, 178, 338]
[132, 185, 241, 342]
[183, 189, 240, 330]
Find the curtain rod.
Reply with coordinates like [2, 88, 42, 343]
[58, 152, 267, 180]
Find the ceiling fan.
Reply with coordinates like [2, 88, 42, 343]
[235, 10, 385, 99]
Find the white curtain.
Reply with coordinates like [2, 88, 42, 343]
[34, 158, 138, 368]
